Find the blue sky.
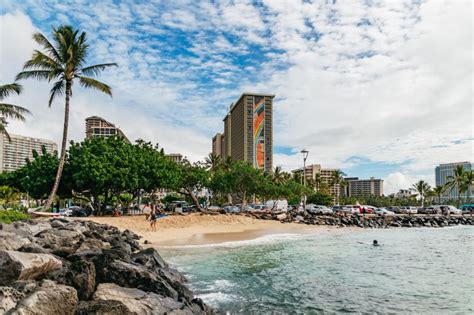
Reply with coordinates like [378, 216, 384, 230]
[0, 0, 472, 194]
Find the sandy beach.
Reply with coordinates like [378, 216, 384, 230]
[82, 213, 337, 246]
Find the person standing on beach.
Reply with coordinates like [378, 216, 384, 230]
[143, 203, 151, 221]
[149, 208, 157, 232]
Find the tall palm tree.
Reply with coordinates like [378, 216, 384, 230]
[446, 165, 467, 205]
[16, 26, 117, 210]
[412, 180, 431, 207]
[462, 171, 474, 202]
[0, 83, 30, 140]
[431, 185, 445, 204]
[204, 153, 221, 172]
[272, 166, 289, 185]
[330, 170, 346, 205]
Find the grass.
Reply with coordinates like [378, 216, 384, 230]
[0, 210, 31, 224]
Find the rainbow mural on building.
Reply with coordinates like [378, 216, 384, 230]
[253, 97, 265, 169]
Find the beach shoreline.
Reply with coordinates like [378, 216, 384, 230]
[81, 214, 341, 246]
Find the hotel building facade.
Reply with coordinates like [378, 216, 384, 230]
[212, 93, 274, 173]
[85, 116, 130, 143]
[343, 177, 384, 197]
[291, 164, 342, 198]
[0, 134, 57, 172]
[435, 162, 473, 201]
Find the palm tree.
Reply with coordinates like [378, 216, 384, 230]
[330, 170, 346, 205]
[272, 166, 289, 185]
[204, 153, 221, 172]
[0, 83, 30, 140]
[412, 180, 431, 207]
[16, 26, 117, 210]
[431, 185, 445, 204]
[462, 171, 473, 202]
[446, 165, 467, 205]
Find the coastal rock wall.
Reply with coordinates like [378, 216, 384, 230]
[0, 218, 214, 315]
[245, 212, 474, 228]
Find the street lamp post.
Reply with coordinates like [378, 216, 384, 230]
[301, 149, 309, 216]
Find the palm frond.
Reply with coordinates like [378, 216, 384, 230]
[48, 80, 65, 107]
[80, 63, 118, 77]
[0, 83, 22, 99]
[16, 70, 52, 81]
[0, 103, 30, 121]
[76, 76, 112, 96]
[0, 123, 12, 142]
[23, 50, 60, 71]
[32, 32, 62, 62]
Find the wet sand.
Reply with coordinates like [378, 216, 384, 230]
[82, 213, 337, 246]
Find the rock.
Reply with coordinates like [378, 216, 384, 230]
[35, 229, 84, 257]
[75, 300, 132, 315]
[276, 213, 287, 220]
[76, 239, 110, 253]
[93, 283, 184, 315]
[18, 243, 48, 254]
[0, 286, 25, 314]
[144, 240, 150, 245]
[0, 231, 31, 251]
[41, 259, 96, 300]
[8, 280, 78, 315]
[132, 248, 168, 270]
[0, 251, 62, 285]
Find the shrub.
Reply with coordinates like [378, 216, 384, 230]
[0, 210, 30, 224]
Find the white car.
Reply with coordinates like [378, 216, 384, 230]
[434, 205, 462, 215]
[375, 208, 395, 216]
[399, 206, 418, 214]
[306, 204, 333, 215]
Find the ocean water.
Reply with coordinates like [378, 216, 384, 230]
[159, 226, 474, 314]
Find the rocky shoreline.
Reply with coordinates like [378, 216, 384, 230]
[0, 218, 214, 315]
[243, 212, 474, 228]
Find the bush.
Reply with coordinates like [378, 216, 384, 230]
[0, 210, 30, 224]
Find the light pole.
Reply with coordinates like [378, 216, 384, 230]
[301, 149, 309, 215]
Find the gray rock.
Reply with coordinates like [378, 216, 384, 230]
[8, 280, 78, 315]
[93, 283, 184, 315]
[0, 251, 62, 285]
[34, 229, 84, 256]
[0, 286, 25, 314]
[75, 300, 132, 315]
[76, 239, 110, 253]
[0, 231, 31, 251]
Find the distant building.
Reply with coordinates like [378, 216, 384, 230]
[435, 162, 473, 201]
[343, 177, 384, 197]
[0, 133, 57, 172]
[167, 153, 183, 164]
[85, 116, 130, 143]
[212, 93, 274, 173]
[292, 164, 341, 198]
[389, 189, 416, 199]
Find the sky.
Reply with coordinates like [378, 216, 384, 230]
[0, 0, 472, 194]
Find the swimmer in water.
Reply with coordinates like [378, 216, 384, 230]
[373, 240, 380, 246]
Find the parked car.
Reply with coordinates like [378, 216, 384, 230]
[306, 204, 333, 215]
[289, 205, 305, 213]
[223, 205, 240, 213]
[399, 206, 418, 214]
[418, 207, 440, 215]
[387, 206, 401, 214]
[374, 208, 395, 216]
[67, 206, 89, 217]
[433, 205, 462, 215]
[207, 205, 221, 212]
[250, 204, 266, 211]
[460, 204, 474, 214]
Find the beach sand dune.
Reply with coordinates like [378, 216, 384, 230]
[82, 213, 332, 246]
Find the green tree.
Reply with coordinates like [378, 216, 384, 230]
[0, 83, 30, 140]
[412, 180, 431, 207]
[431, 185, 445, 204]
[462, 171, 473, 202]
[204, 153, 222, 172]
[446, 165, 467, 205]
[307, 191, 333, 206]
[16, 25, 117, 210]
[172, 161, 209, 210]
[330, 170, 346, 205]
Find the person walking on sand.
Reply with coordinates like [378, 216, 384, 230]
[149, 208, 157, 232]
[143, 203, 151, 221]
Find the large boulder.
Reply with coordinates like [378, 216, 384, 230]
[0, 231, 31, 251]
[8, 280, 78, 315]
[93, 283, 184, 315]
[34, 229, 84, 256]
[75, 300, 132, 315]
[0, 251, 62, 285]
[0, 286, 25, 314]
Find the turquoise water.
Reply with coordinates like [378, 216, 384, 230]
[160, 227, 474, 314]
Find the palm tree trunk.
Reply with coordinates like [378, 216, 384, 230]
[43, 80, 71, 211]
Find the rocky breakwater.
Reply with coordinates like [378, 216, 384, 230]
[0, 218, 214, 315]
[244, 212, 474, 228]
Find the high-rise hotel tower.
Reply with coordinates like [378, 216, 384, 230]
[212, 93, 274, 173]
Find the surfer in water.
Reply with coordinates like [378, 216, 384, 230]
[373, 240, 380, 246]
